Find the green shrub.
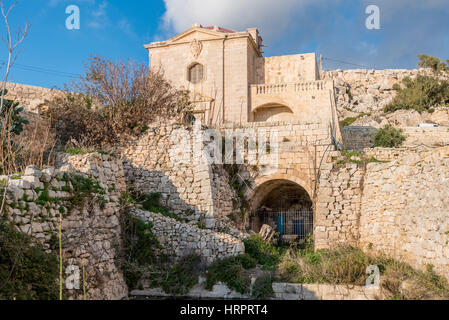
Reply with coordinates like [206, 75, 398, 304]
[0, 220, 59, 300]
[161, 255, 203, 295]
[278, 246, 372, 285]
[63, 173, 105, 208]
[206, 255, 255, 294]
[130, 191, 182, 221]
[373, 125, 406, 148]
[417, 54, 449, 75]
[119, 212, 162, 289]
[339, 113, 371, 127]
[235, 254, 257, 269]
[252, 274, 274, 299]
[384, 55, 449, 114]
[384, 75, 449, 113]
[243, 235, 284, 270]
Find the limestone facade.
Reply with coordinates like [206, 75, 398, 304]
[145, 24, 338, 130]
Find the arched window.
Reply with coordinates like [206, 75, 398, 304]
[188, 63, 204, 84]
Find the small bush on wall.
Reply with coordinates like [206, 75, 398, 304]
[373, 125, 406, 148]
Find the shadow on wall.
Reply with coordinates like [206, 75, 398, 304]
[342, 126, 377, 152]
[121, 158, 204, 222]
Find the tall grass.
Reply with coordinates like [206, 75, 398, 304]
[0, 110, 55, 175]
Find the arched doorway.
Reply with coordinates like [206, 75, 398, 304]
[251, 103, 293, 122]
[249, 179, 313, 243]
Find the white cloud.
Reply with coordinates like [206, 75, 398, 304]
[162, 0, 313, 37]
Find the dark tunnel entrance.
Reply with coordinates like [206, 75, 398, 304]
[250, 179, 313, 243]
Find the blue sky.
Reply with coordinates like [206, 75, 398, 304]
[3, 0, 449, 88]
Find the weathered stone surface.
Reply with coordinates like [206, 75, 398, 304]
[4, 153, 128, 300]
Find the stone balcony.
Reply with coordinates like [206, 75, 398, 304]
[251, 80, 331, 96]
[249, 80, 334, 122]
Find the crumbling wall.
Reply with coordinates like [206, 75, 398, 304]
[134, 209, 245, 263]
[2, 153, 128, 300]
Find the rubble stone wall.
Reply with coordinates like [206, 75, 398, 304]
[315, 162, 364, 249]
[4, 82, 64, 112]
[360, 147, 449, 279]
[2, 153, 128, 300]
[134, 209, 245, 263]
[118, 124, 239, 229]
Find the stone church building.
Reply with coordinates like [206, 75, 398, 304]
[145, 24, 338, 128]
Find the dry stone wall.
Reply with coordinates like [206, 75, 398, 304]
[342, 126, 449, 152]
[118, 124, 240, 229]
[315, 161, 364, 249]
[134, 209, 245, 263]
[2, 153, 128, 300]
[4, 82, 64, 113]
[360, 147, 449, 279]
[401, 127, 449, 147]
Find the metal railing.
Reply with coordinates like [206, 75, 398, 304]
[251, 208, 314, 242]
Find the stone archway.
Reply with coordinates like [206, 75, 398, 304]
[251, 103, 294, 122]
[248, 177, 314, 242]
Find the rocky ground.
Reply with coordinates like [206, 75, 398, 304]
[321, 69, 449, 128]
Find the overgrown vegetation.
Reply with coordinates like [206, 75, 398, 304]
[277, 245, 449, 300]
[373, 125, 406, 148]
[332, 150, 381, 167]
[339, 113, 371, 127]
[0, 219, 59, 300]
[205, 235, 284, 295]
[0, 91, 55, 175]
[251, 274, 274, 299]
[206, 255, 255, 294]
[120, 190, 182, 222]
[243, 235, 285, 270]
[46, 56, 191, 149]
[119, 197, 203, 295]
[384, 55, 449, 113]
[205, 235, 449, 300]
[120, 212, 161, 289]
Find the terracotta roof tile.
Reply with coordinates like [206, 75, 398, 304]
[202, 26, 236, 33]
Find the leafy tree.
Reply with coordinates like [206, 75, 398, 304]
[385, 55, 449, 113]
[373, 125, 406, 148]
[417, 54, 449, 75]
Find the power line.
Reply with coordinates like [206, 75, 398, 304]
[322, 57, 373, 69]
[0, 61, 80, 79]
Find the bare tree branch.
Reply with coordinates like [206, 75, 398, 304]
[0, 0, 30, 114]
